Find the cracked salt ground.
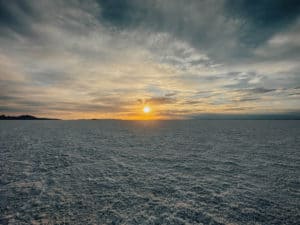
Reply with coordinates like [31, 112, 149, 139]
[0, 120, 299, 224]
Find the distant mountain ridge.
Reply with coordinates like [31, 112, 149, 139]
[0, 115, 59, 120]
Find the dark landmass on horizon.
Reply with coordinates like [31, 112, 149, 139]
[0, 115, 59, 120]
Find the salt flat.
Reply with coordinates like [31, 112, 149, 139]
[0, 120, 299, 224]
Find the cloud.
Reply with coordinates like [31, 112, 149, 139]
[244, 87, 276, 94]
[225, 0, 300, 46]
[0, 0, 299, 118]
[234, 97, 260, 102]
[0, 0, 37, 37]
[143, 96, 176, 105]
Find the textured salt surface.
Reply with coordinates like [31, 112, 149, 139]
[0, 120, 299, 224]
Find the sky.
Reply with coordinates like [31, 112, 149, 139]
[0, 0, 300, 119]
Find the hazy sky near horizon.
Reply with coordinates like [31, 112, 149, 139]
[0, 0, 300, 119]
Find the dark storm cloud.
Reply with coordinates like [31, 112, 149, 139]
[1, 0, 300, 60]
[225, 0, 300, 46]
[0, 0, 38, 37]
[95, 0, 300, 60]
[96, 0, 226, 58]
[96, 0, 142, 27]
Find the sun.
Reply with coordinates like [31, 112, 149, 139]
[143, 106, 151, 113]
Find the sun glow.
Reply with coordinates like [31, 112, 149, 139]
[143, 106, 151, 113]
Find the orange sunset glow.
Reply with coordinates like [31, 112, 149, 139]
[0, 0, 299, 120]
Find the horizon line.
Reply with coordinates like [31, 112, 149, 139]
[1, 114, 300, 121]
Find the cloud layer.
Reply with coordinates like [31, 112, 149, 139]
[0, 0, 300, 119]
